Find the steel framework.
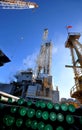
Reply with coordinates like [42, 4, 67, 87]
[0, 0, 38, 9]
[37, 29, 52, 76]
[65, 32, 82, 103]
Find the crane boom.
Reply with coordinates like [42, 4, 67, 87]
[0, 0, 38, 9]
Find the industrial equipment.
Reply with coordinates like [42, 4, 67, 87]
[2, 29, 59, 103]
[0, 49, 11, 66]
[36, 29, 53, 95]
[65, 32, 82, 103]
[36, 29, 52, 76]
[0, 0, 38, 9]
[0, 29, 82, 129]
[0, 96, 82, 130]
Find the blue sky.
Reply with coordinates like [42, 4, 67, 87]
[0, 0, 82, 99]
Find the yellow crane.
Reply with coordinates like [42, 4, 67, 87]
[0, 0, 38, 9]
[65, 32, 82, 104]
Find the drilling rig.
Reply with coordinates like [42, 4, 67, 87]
[65, 32, 82, 104]
[0, 0, 38, 9]
[37, 29, 52, 76]
[6, 29, 59, 103]
[36, 29, 53, 98]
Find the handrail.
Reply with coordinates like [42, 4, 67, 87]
[70, 83, 82, 96]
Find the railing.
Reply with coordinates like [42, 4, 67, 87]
[70, 83, 82, 96]
[68, 32, 81, 36]
[0, 91, 19, 102]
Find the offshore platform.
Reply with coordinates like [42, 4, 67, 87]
[5, 29, 59, 103]
[0, 29, 82, 130]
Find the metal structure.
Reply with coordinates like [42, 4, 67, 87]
[0, 29, 59, 103]
[0, 49, 11, 66]
[37, 29, 52, 76]
[0, 0, 38, 9]
[7, 29, 56, 101]
[65, 32, 82, 103]
[0, 91, 19, 101]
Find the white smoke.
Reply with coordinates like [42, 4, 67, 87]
[23, 51, 39, 69]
